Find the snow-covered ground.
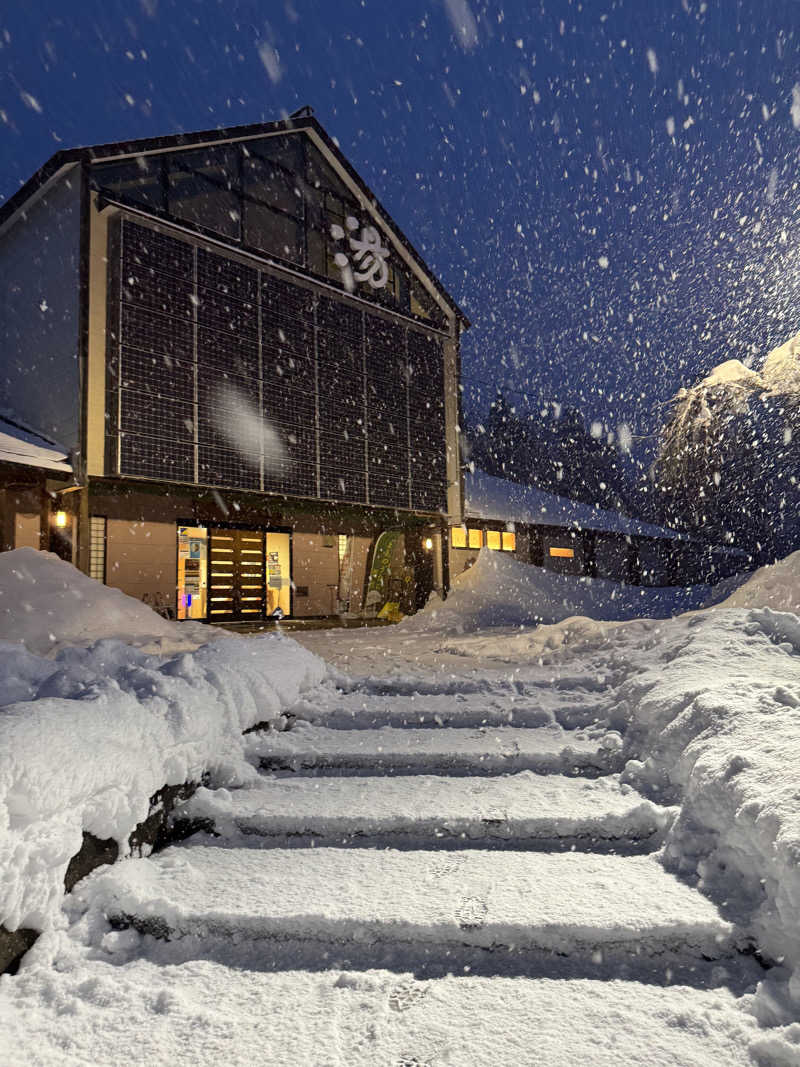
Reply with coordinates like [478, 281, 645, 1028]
[2, 547, 800, 1063]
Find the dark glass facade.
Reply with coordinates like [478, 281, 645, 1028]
[92, 132, 446, 329]
[106, 218, 448, 513]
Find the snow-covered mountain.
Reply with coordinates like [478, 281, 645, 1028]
[652, 334, 800, 563]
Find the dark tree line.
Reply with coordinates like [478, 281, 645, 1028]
[467, 394, 635, 512]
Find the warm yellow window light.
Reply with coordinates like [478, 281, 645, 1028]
[485, 530, 501, 550]
[54, 510, 68, 528]
[468, 528, 483, 549]
[549, 546, 575, 559]
[451, 527, 467, 549]
[502, 531, 516, 551]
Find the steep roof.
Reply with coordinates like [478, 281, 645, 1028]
[0, 111, 469, 326]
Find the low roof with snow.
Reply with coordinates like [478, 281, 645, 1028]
[0, 417, 72, 474]
[464, 468, 686, 541]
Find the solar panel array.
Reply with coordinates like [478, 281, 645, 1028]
[108, 219, 448, 513]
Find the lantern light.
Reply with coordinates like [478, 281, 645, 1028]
[54, 511, 68, 528]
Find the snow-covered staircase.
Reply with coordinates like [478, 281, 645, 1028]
[72, 676, 761, 1064]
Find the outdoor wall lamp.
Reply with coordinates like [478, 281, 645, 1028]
[424, 537, 433, 551]
[54, 511, 68, 528]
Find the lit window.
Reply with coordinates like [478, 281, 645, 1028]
[485, 530, 501, 550]
[450, 526, 467, 549]
[502, 531, 516, 552]
[549, 546, 575, 559]
[468, 528, 483, 550]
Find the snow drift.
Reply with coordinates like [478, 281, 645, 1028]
[0, 551, 326, 936]
[405, 549, 711, 633]
[0, 548, 215, 656]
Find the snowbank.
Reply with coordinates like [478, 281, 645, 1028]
[0, 551, 326, 936]
[0, 548, 215, 655]
[710, 548, 800, 613]
[404, 549, 710, 633]
[606, 603, 800, 1026]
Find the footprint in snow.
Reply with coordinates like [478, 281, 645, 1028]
[456, 896, 489, 930]
[388, 981, 428, 1013]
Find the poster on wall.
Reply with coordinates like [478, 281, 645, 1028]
[267, 550, 282, 589]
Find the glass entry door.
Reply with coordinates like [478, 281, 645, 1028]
[207, 528, 266, 621]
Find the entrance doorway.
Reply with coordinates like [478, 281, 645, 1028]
[207, 528, 265, 621]
[195, 527, 292, 622]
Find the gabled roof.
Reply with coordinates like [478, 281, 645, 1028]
[0, 111, 469, 327]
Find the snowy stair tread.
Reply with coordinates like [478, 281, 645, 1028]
[252, 723, 612, 774]
[23, 962, 756, 1067]
[289, 689, 600, 729]
[188, 773, 672, 844]
[91, 845, 737, 960]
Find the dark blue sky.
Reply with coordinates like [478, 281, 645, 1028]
[3, 0, 800, 452]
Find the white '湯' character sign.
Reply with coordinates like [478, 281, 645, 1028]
[331, 216, 390, 290]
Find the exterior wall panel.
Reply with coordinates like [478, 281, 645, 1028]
[107, 217, 450, 516]
[0, 170, 81, 452]
[105, 519, 177, 606]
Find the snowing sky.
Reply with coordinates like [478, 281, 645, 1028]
[2, 1, 800, 444]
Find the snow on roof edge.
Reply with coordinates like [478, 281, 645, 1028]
[464, 469, 687, 541]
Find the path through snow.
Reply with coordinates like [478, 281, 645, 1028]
[2, 620, 774, 1066]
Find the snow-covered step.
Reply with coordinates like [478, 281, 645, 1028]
[2, 958, 760, 1066]
[288, 688, 602, 730]
[89, 845, 738, 964]
[250, 723, 616, 776]
[187, 772, 672, 849]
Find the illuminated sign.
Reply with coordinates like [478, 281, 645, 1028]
[549, 546, 575, 558]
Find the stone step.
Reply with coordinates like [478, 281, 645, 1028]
[88, 845, 738, 965]
[250, 723, 616, 776]
[186, 772, 671, 850]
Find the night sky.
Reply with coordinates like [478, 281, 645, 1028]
[3, 0, 800, 456]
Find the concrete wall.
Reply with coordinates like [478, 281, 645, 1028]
[105, 520, 177, 609]
[0, 169, 82, 452]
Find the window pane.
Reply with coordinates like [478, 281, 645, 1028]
[92, 156, 164, 210]
[502, 531, 516, 551]
[244, 134, 303, 174]
[168, 172, 240, 238]
[468, 528, 483, 549]
[486, 530, 501, 550]
[172, 145, 239, 187]
[243, 154, 301, 215]
[167, 147, 240, 239]
[307, 226, 326, 275]
[244, 200, 303, 263]
[307, 142, 351, 198]
[451, 526, 467, 549]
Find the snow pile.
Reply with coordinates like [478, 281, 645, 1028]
[709, 548, 800, 612]
[404, 549, 710, 633]
[0, 552, 326, 936]
[590, 601, 800, 1024]
[0, 548, 215, 655]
